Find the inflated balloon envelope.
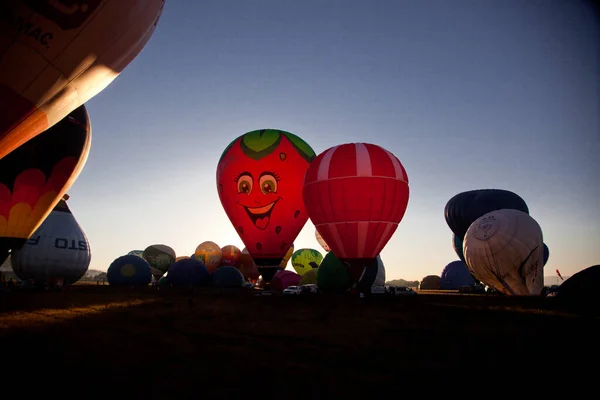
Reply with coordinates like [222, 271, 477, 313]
[216, 129, 316, 283]
[302, 142, 409, 286]
[463, 208, 545, 296]
[0, 0, 166, 159]
[0, 104, 91, 265]
[10, 196, 91, 285]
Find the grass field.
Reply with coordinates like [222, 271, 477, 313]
[1, 285, 597, 397]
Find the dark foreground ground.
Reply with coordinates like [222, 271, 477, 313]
[1, 285, 598, 397]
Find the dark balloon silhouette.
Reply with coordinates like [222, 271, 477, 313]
[444, 189, 529, 240]
[107, 255, 152, 286]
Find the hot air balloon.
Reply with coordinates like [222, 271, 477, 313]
[167, 258, 210, 287]
[300, 268, 319, 285]
[10, 196, 90, 287]
[317, 251, 353, 293]
[279, 243, 295, 269]
[194, 241, 222, 273]
[315, 228, 330, 252]
[439, 260, 475, 290]
[463, 209, 544, 296]
[220, 245, 241, 268]
[175, 256, 190, 262]
[107, 255, 152, 286]
[0, 0, 166, 159]
[216, 129, 316, 283]
[452, 233, 465, 263]
[270, 270, 301, 292]
[128, 250, 145, 258]
[0, 104, 91, 265]
[291, 248, 323, 276]
[358, 254, 386, 287]
[239, 247, 260, 281]
[543, 243, 549, 266]
[142, 244, 175, 279]
[444, 189, 529, 241]
[420, 275, 441, 290]
[211, 266, 245, 288]
[302, 142, 409, 286]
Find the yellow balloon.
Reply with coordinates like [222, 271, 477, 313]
[279, 243, 294, 268]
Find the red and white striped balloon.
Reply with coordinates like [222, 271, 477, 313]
[302, 143, 409, 260]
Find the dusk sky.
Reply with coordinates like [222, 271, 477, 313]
[65, 0, 598, 281]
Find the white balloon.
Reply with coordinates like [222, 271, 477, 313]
[463, 208, 544, 295]
[374, 255, 386, 286]
[11, 199, 90, 284]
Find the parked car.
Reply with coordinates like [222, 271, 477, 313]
[282, 285, 303, 295]
[388, 286, 417, 296]
[300, 284, 319, 294]
[370, 285, 386, 294]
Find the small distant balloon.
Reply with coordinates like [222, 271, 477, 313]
[194, 241, 222, 273]
[220, 245, 242, 268]
[291, 248, 323, 276]
[143, 244, 176, 278]
[107, 255, 152, 286]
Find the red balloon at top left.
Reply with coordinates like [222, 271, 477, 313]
[0, 0, 166, 159]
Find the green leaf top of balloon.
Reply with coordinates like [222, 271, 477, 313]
[219, 129, 316, 163]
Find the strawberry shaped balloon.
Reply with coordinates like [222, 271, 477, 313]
[216, 129, 316, 282]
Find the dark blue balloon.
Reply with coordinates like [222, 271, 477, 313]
[107, 255, 152, 286]
[167, 258, 210, 287]
[444, 189, 529, 240]
[440, 260, 475, 290]
[452, 233, 465, 263]
[211, 266, 245, 288]
[543, 243, 549, 266]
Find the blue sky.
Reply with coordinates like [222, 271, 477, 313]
[66, 0, 599, 281]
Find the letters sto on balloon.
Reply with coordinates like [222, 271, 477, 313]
[216, 129, 316, 282]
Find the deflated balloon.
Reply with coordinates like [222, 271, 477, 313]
[0, 0, 166, 158]
[216, 129, 316, 282]
[291, 248, 323, 276]
[0, 105, 91, 264]
[444, 189, 529, 240]
[463, 209, 544, 296]
[11, 197, 90, 286]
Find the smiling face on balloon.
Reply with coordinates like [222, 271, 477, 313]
[217, 130, 315, 264]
